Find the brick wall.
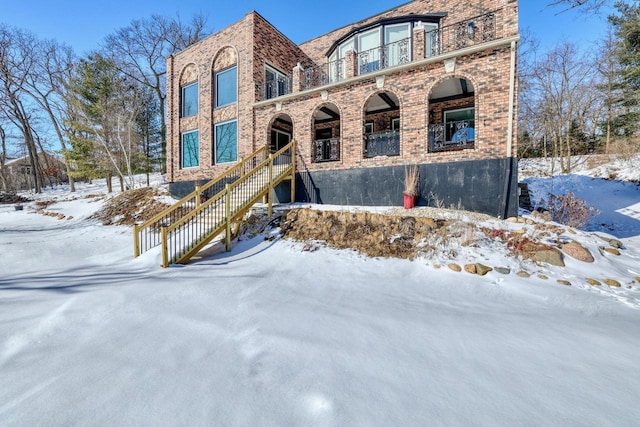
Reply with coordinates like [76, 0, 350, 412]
[166, 0, 519, 188]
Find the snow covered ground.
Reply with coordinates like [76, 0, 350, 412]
[1, 158, 640, 426]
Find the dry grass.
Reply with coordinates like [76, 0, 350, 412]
[91, 187, 172, 226]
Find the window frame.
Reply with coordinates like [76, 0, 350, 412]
[181, 82, 198, 118]
[214, 119, 238, 165]
[215, 65, 238, 108]
[265, 65, 288, 100]
[181, 130, 199, 169]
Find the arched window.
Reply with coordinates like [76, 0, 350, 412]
[363, 91, 400, 158]
[428, 77, 476, 152]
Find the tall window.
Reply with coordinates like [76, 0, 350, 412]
[265, 66, 288, 99]
[215, 120, 238, 164]
[424, 23, 439, 57]
[444, 107, 475, 142]
[181, 83, 198, 117]
[385, 24, 410, 67]
[215, 66, 237, 107]
[181, 130, 199, 168]
[358, 28, 381, 73]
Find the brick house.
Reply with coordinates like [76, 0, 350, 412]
[166, 0, 519, 217]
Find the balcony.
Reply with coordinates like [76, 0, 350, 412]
[256, 9, 506, 99]
[364, 131, 400, 158]
[257, 76, 292, 101]
[314, 138, 341, 162]
[428, 120, 475, 152]
[357, 38, 411, 76]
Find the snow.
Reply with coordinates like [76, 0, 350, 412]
[1, 159, 640, 426]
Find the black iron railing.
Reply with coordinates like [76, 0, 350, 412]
[314, 138, 340, 162]
[428, 120, 475, 152]
[357, 38, 411, 75]
[303, 58, 345, 90]
[257, 76, 292, 101]
[427, 12, 496, 56]
[364, 131, 400, 158]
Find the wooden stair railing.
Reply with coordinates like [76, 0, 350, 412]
[133, 141, 296, 267]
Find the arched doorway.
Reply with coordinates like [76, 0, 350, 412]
[363, 91, 401, 158]
[312, 103, 341, 162]
[428, 77, 476, 152]
[269, 113, 293, 153]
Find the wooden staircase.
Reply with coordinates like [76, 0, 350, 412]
[134, 141, 296, 267]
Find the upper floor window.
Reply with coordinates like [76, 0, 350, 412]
[181, 82, 198, 117]
[265, 66, 289, 100]
[215, 66, 237, 108]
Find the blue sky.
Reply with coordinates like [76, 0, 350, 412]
[2, 0, 614, 55]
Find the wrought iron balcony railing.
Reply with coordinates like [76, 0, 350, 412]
[364, 131, 400, 158]
[357, 37, 411, 76]
[428, 120, 475, 152]
[257, 76, 292, 101]
[426, 12, 497, 57]
[314, 138, 341, 162]
[303, 58, 345, 90]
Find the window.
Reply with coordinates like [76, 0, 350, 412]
[364, 122, 374, 134]
[181, 130, 199, 168]
[270, 129, 291, 153]
[358, 29, 381, 73]
[424, 23, 439, 57]
[385, 24, 410, 67]
[265, 66, 288, 100]
[444, 107, 475, 143]
[215, 66, 237, 107]
[215, 120, 237, 164]
[181, 83, 198, 117]
[391, 118, 400, 131]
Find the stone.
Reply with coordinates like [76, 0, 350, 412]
[604, 278, 621, 288]
[448, 263, 462, 272]
[495, 267, 511, 275]
[464, 264, 477, 274]
[557, 279, 572, 286]
[634, 276, 640, 283]
[529, 249, 565, 267]
[517, 271, 530, 278]
[603, 247, 621, 256]
[537, 274, 549, 280]
[567, 228, 576, 234]
[561, 241, 594, 263]
[475, 264, 493, 276]
[433, 264, 442, 269]
[609, 239, 623, 249]
[506, 217, 518, 223]
[586, 278, 601, 286]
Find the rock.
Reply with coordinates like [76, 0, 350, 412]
[495, 267, 511, 275]
[609, 239, 623, 249]
[529, 249, 565, 267]
[526, 219, 535, 225]
[464, 264, 477, 274]
[603, 247, 621, 256]
[517, 271, 530, 278]
[586, 278, 601, 286]
[448, 263, 462, 272]
[537, 274, 549, 280]
[475, 264, 493, 276]
[634, 276, 640, 283]
[567, 228, 576, 234]
[604, 278, 621, 288]
[557, 279, 572, 286]
[506, 217, 518, 223]
[433, 264, 442, 269]
[561, 241, 594, 263]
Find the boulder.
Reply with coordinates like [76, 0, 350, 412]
[475, 264, 493, 276]
[604, 278, 621, 288]
[537, 274, 549, 280]
[495, 267, 511, 275]
[464, 264, 477, 274]
[586, 278, 602, 286]
[517, 271, 531, 278]
[561, 241, 594, 263]
[528, 248, 565, 267]
[448, 263, 462, 272]
[603, 247, 621, 256]
[557, 279, 572, 286]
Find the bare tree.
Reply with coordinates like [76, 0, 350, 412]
[103, 13, 209, 175]
[526, 42, 603, 172]
[547, 0, 611, 13]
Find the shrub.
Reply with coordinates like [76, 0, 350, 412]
[543, 192, 599, 228]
